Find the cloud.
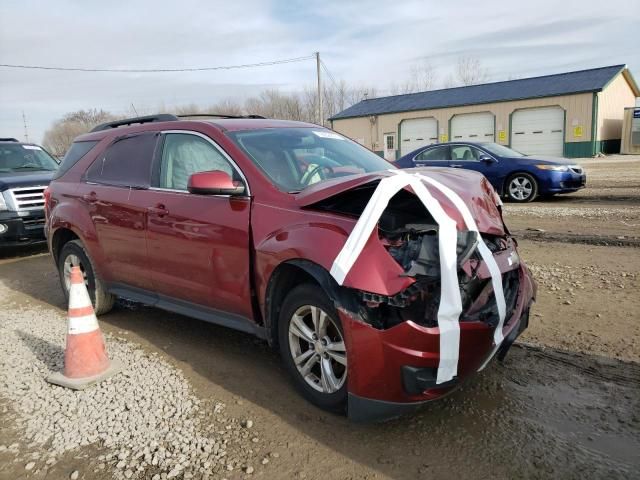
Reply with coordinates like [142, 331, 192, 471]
[0, 0, 637, 142]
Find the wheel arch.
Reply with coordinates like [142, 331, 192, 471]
[264, 259, 357, 347]
[51, 227, 80, 265]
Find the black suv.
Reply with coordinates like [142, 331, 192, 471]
[0, 138, 59, 247]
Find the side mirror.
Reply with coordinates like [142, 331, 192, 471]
[479, 155, 496, 164]
[187, 170, 246, 196]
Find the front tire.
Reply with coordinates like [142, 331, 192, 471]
[278, 284, 348, 413]
[506, 173, 538, 202]
[57, 239, 114, 315]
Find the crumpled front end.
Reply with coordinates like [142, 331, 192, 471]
[341, 241, 536, 421]
[303, 169, 537, 421]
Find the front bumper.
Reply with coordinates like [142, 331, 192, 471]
[540, 170, 587, 193]
[0, 210, 46, 247]
[341, 261, 536, 422]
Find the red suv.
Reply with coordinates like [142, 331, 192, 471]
[46, 114, 536, 421]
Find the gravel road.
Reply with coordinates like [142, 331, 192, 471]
[0, 304, 267, 480]
[1, 155, 639, 479]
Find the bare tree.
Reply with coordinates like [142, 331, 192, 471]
[42, 109, 115, 157]
[441, 73, 458, 89]
[389, 62, 438, 95]
[61, 109, 115, 129]
[174, 103, 206, 115]
[210, 99, 244, 116]
[42, 79, 376, 153]
[455, 56, 489, 86]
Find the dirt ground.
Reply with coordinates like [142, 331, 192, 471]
[1, 155, 639, 480]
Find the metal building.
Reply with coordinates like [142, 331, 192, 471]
[329, 65, 639, 159]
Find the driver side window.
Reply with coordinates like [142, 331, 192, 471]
[451, 145, 482, 161]
[159, 133, 234, 191]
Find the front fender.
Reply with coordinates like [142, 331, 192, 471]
[254, 218, 411, 315]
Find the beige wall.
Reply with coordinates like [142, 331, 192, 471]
[597, 73, 638, 140]
[332, 93, 594, 153]
[621, 108, 640, 154]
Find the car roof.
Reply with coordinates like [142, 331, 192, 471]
[205, 118, 318, 131]
[0, 138, 44, 148]
[76, 117, 320, 142]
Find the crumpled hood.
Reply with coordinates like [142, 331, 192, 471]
[297, 167, 506, 236]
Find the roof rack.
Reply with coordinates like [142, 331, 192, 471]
[177, 113, 265, 119]
[0, 137, 19, 142]
[90, 114, 179, 132]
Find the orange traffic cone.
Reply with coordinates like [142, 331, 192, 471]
[46, 266, 121, 389]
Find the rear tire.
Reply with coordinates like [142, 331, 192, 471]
[57, 239, 114, 315]
[506, 173, 538, 202]
[278, 284, 348, 413]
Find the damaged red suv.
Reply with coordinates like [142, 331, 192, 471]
[46, 114, 536, 421]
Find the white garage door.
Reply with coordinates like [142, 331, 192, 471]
[511, 107, 564, 157]
[400, 118, 438, 156]
[451, 112, 495, 142]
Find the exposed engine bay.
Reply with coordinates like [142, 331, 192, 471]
[310, 184, 520, 331]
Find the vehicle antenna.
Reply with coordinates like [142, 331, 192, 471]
[22, 111, 29, 142]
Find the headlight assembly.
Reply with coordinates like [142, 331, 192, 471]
[535, 164, 569, 172]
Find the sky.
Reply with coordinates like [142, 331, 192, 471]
[1, 0, 638, 143]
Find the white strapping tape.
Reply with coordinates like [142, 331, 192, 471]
[330, 171, 462, 383]
[411, 173, 507, 340]
[330, 170, 508, 383]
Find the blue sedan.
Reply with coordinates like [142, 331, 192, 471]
[395, 142, 587, 202]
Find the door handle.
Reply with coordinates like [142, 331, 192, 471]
[82, 192, 98, 203]
[450, 164, 463, 168]
[147, 204, 169, 217]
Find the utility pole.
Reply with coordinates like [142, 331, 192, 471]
[22, 111, 29, 142]
[315, 52, 323, 126]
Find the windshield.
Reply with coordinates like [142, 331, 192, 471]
[481, 143, 525, 158]
[0, 143, 59, 172]
[228, 128, 394, 192]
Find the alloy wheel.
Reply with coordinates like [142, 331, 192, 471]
[288, 305, 347, 394]
[63, 254, 88, 291]
[509, 176, 533, 201]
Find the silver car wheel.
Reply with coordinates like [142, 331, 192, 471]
[288, 305, 347, 394]
[509, 176, 533, 201]
[63, 254, 88, 291]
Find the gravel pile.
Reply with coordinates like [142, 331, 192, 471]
[0, 305, 264, 479]
[528, 261, 637, 297]
[503, 205, 640, 220]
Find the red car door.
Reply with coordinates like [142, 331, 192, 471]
[79, 132, 158, 290]
[143, 131, 253, 319]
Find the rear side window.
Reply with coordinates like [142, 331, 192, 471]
[85, 133, 158, 188]
[415, 146, 450, 161]
[52, 141, 98, 179]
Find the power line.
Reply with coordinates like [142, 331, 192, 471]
[0, 55, 315, 73]
[320, 59, 340, 90]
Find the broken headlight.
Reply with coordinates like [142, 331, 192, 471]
[385, 226, 479, 278]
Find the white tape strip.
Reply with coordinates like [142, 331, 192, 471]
[330, 171, 462, 383]
[69, 282, 92, 310]
[330, 174, 414, 284]
[68, 314, 99, 334]
[412, 173, 507, 343]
